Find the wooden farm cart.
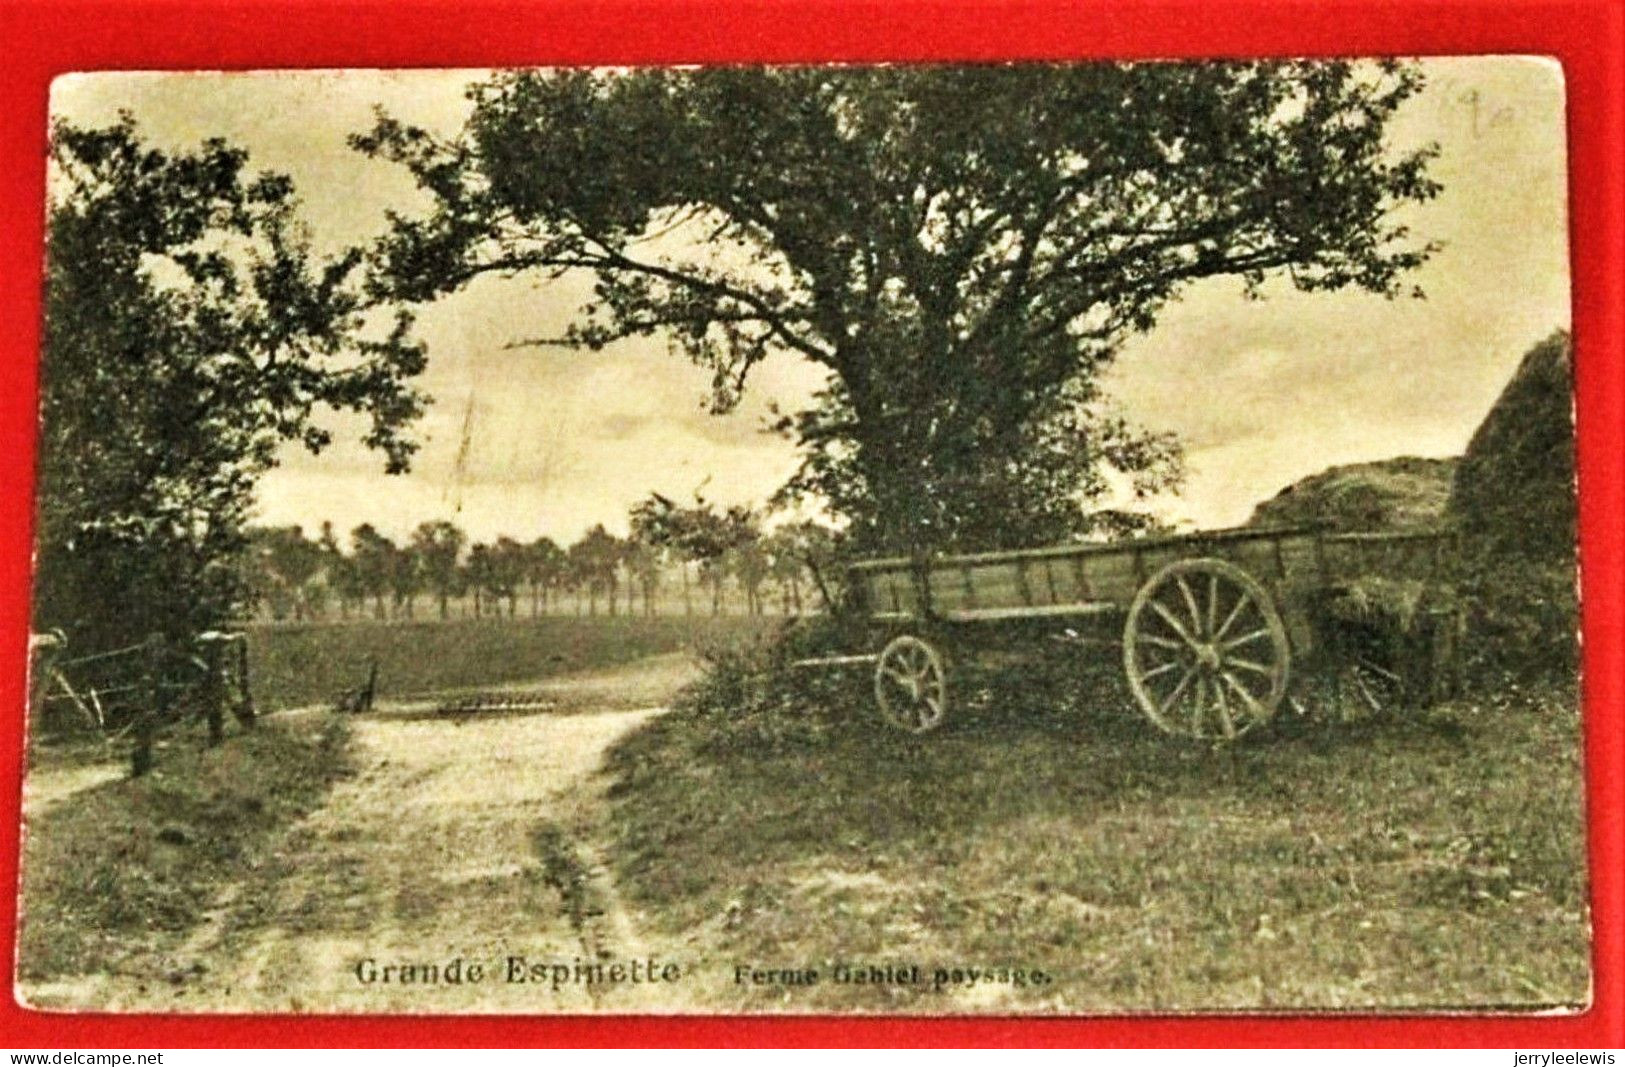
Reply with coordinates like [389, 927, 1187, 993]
[795, 524, 1454, 742]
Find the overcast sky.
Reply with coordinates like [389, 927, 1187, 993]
[49, 57, 1570, 544]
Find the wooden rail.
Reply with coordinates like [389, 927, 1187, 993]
[847, 523, 1330, 573]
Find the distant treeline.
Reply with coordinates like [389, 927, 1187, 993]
[243, 498, 837, 624]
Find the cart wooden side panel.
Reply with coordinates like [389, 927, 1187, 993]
[850, 525, 1348, 624]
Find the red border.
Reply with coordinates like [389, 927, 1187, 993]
[0, 0, 1620, 1049]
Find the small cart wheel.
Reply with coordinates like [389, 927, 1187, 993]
[874, 634, 950, 734]
[1123, 558, 1290, 741]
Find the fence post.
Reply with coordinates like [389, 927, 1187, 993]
[133, 633, 166, 778]
[232, 635, 256, 729]
[201, 636, 225, 747]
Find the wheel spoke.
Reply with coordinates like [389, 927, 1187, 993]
[1225, 655, 1273, 676]
[1159, 665, 1197, 716]
[1175, 576, 1203, 634]
[1139, 660, 1183, 681]
[1149, 600, 1202, 651]
[1141, 634, 1184, 651]
[1351, 669, 1384, 713]
[1220, 670, 1267, 724]
[1221, 627, 1272, 650]
[1356, 658, 1403, 683]
[1213, 681, 1238, 739]
[1214, 674, 1234, 737]
[1206, 572, 1220, 638]
[1190, 674, 1208, 736]
[1213, 593, 1249, 642]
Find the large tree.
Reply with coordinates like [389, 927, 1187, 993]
[524, 535, 567, 616]
[568, 525, 625, 617]
[350, 524, 396, 619]
[35, 117, 427, 655]
[411, 519, 466, 618]
[358, 62, 1437, 551]
[248, 525, 324, 621]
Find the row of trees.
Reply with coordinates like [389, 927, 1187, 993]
[243, 499, 836, 623]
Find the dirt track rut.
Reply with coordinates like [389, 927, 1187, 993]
[22, 657, 704, 1014]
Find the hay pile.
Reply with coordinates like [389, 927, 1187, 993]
[1447, 330, 1579, 677]
[1248, 456, 1456, 531]
[1449, 330, 1577, 559]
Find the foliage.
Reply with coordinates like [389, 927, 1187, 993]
[33, 117, 427, 658]
[651, 622, 854, 756]
[348, 523, 397, 618]
[487, 536, 529, 615]
[411, 520, 466, 618]
[243, 525, 326, 621]
[524, 535, 569, 613]
[630, 492, 759, 614]
[357, 62, 1438, 552]
[567, 524, 625, 614]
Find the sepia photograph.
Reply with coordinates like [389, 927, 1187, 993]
[15, 56, 1588, 1016]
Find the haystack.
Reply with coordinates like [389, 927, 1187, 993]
[1248, 456, 1456, 531]
[1448, 330, 1577, 559]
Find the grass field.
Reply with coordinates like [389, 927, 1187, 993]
[603, 658, 1590, 1013]
[245, 613, 771, 711]
[18, 713, 354, 984]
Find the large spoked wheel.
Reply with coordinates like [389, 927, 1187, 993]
[874, 634, 949, 734]
[1123, 558, 1290, 741]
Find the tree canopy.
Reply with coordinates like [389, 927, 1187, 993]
[34, 117, 428, 650]
[359, 62, 1438, 552]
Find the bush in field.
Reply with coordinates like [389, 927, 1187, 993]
[671, 617, 867, 755]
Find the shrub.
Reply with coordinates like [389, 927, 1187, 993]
[675, 615, 863, 755]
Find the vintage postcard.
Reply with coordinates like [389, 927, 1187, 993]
[15, 56, 1588, 1016]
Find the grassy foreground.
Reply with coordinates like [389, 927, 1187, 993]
[17, 714, 354, 983]
[603, 660, 1590, 1013]
[246, 613, 768, 710]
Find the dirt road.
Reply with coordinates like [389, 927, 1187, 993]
[22, 654, 711, 1014]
